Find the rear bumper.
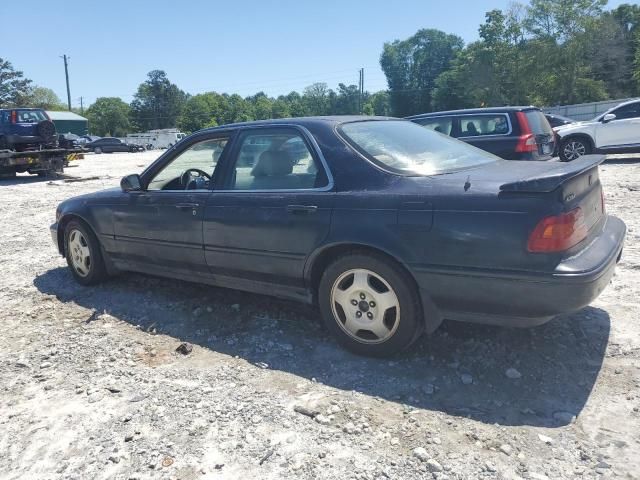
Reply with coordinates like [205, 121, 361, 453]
[413, 215, 625, 327]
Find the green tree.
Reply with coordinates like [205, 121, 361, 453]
[130, 70, 188, 130]
[22, 87, 66, 110]
[85, 97, 131, 136]
[177, 92, 223, 133]
[380, 29, 464, 116]
[248, 92, 273, 120]
[363, 91, 391, 116]
[0, 58, 32, 107]
[303, 83, 330, 115]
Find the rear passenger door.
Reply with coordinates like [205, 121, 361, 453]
[454, 113, 515, 158]
[203, 126, 334, 288]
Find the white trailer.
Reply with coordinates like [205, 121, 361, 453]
[126, 129, 186, 149]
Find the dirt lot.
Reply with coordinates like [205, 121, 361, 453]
[0, 152, 639, 480]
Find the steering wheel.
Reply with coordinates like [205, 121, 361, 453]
[180, 168, 211, 188]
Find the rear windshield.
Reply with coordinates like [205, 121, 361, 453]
[525, 110, 553, 135]
[339, 120, 498, 175]
[15, 109, 47, 123]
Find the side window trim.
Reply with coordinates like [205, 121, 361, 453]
[216, 124, 334, 193]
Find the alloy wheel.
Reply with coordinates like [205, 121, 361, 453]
[330, 268, 400, 344]
[563, 140, 586, 161]
[68, 229, 91, 277]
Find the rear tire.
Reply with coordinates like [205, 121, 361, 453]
[94, 147, 102, 154]
[318, 252, 422, 357]
[560, 137, 591, 162]
[64, 219, 108, 285]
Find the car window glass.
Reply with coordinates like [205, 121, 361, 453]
[16, 110, 46, 123]
[229, 129, 327, 191]
[459, 114, 510, 137]
[147, 137, 228, 191]
[414, 117, 453, 136]
[611, 103, 640, 120]
[340, 120, 498, 175]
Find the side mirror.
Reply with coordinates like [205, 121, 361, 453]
[602, 113, 616, 123]
[120, 174, 142, 192]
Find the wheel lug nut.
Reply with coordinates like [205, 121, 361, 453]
[356, 311, 362, 318]
[367, 312, 373, 319]
[369, 301, 376, 308]
[351, 299, 358, 306]
[360, 293, 366, 300]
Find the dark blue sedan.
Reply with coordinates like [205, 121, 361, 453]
[51, 117, 625, 356]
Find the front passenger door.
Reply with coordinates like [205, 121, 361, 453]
[112, 135, 230, 274]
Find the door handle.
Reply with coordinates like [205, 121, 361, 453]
[287, 204, 318, 215]
[175, 203, 200, 209]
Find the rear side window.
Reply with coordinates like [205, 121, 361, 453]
[16, 110, 47, 123]
[458, 114, 510, 137]
[524, 110, 553, 135]
[340, 120, 498, 176]
[229, 129, 327, 191]
[414, 117, 454, 136]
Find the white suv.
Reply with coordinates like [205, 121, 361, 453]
[556, 99, 640, 161]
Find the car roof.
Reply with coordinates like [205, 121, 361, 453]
[198, 115, 398, 133]
[0, 107, 44, 111]
[406, 106, 540, 119]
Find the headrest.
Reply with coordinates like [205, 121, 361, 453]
[251, 150, 293, 177]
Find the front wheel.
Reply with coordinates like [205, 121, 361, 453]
[318, 253, 422, 357]
[64, 220, 108, 285]
[94, 147, 102, 154]
[560, 137, 591, 162]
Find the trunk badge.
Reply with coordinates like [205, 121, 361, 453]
[564, 192, 576, 202]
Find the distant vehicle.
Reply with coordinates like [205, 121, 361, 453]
[555, 99, 640, 161]
[0, 108, 57, 151]
[58, 133, 81, 149]
[126, 129, 186, 149]
[407, 106, 556, 161]
[86, 137, 143, 154]
[50, 116, 625, 357]
[545, 113, 575, 129]
[78, 135, 100, 145]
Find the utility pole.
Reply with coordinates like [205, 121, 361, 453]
[358, 68, 364, 114]
[61, 54, 71, 111]
[80, 96, 83, 115]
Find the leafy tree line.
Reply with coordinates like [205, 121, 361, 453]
[382, 0, 640, 116]
[86, 72, 392, 136]
[1, 0, 639, 135]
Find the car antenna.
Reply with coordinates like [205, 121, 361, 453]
[464, 175, 471, 192]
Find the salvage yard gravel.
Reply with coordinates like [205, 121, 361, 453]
[0, 151, 639, 479]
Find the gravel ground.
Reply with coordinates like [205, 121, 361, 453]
[0, 151, 639, 480]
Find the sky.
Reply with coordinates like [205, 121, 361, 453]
[0, 0, 629, 109]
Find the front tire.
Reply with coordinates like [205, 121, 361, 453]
[64, 220, 108, 285]
[318, 253, 422, 357]
[560, 137, 591, 162]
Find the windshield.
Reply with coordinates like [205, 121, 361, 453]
[339, 120, 498, 175]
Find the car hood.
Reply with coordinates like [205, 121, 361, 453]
[58, 187, 122, 210]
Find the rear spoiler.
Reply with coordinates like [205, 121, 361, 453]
[499, 155, 605, 193]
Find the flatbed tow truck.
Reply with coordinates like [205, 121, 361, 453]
[0, 147, 87, 179]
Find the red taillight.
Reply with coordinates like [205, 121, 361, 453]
[527, 208, 588, 253]
[515, 111, 537, 153]
[10, 110, 16, 123]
